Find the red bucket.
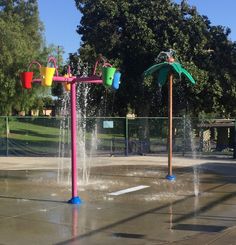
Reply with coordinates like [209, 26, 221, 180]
[20, 72, 33, 89]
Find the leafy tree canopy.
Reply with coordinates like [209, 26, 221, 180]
[75, 0, 236, 117]
[0, 0, 51, 115]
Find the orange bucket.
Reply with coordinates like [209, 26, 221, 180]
[63, 82, 71, 91]
[63, 74, 71, 91]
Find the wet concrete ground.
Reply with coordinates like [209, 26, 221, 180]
[0, 156, 236, 244]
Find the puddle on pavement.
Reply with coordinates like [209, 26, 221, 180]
[0, 165, 222, 203]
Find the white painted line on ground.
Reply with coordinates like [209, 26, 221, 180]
[108, 185, 150, 196]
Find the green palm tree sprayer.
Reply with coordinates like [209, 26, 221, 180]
[143, 50, 196, 181]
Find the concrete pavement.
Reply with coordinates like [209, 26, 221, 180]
[0, 155, 235, 244]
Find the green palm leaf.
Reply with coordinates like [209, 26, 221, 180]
[157, 66, 169, 86]
[170, 62, 182, 75]
[144, 60, 196, 86]
[143, 62, 168, 77]
[181, 68, 196, 84]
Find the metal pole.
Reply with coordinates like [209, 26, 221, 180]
[182, 115, 186, 156]
[110, 137, 114, 156]
[234, 119, 236, 159]
[67, 116, 70, 155]
[6, 116, 9, 156]
[168, 73, 173, 176]
[68, 80, 82, 204]
[125, 117, 129, 156]
[166, 73, 176, 181]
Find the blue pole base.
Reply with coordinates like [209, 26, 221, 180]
[166, 174, 176, 181]
[68, 196, 83, 204]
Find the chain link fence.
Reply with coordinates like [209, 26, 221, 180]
[0, 116, 235, 158]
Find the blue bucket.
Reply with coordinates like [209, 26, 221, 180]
[112, 71, 121, 90]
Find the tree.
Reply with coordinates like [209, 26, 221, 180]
[0, 0, 46, 115]
[204, 25, 236, 117]
[75, 0, 236, 117]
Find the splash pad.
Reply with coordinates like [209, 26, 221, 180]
[20, 55, 121, 204]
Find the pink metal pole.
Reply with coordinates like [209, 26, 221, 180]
[33, 75, 102, 84]
[25, 56, 116, 205]
[69, 79, 82, 204]
[71, 80, 77, 197]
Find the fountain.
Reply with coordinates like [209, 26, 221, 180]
[58, 61, 102, 187]
[20, 55, 122, 204]
[185, 116, 200, 196]
[58, 92, 70, 184]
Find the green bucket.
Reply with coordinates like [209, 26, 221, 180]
[102, 67, 116, 88]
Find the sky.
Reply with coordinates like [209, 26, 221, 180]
[38, 0, 236, 60]
[38, 0, 81, 59]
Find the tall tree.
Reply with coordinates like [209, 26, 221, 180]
[0, 0, 46, 115]
[75, 0, 236, 117]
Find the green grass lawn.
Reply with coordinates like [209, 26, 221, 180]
[9, 120, 60, 142]
[1, 118, 126, 156]
[1, 118, 62, 156]
[0, 117, 190, 156]
[8, 119, 124, 142]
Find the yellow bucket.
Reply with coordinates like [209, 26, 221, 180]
[40, 66, 55, 87]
